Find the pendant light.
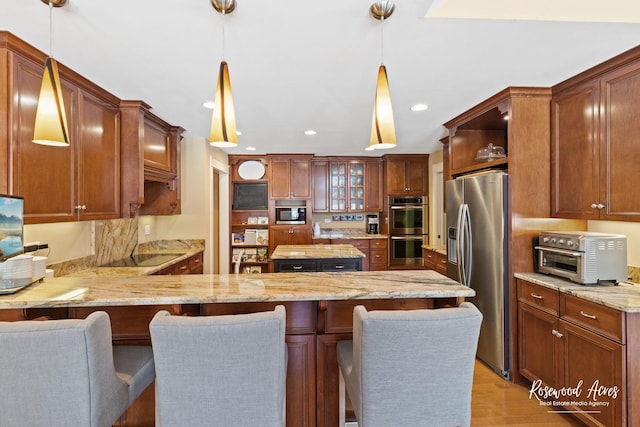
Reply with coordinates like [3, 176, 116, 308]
[209, 0, 238, 148]
[33, 0, 70, 147]
[368, 1, 397, 150]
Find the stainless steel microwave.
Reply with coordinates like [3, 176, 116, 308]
[275, 207, 307, 225]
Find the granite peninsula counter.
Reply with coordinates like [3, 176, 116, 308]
[0, 270, 472, 427]
[0, 270, 472, 309]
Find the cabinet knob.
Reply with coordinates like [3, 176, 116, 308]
[597, 204, 605, 209]
[75, 205, 87, 211]
[551, 329, 563, 339]
[591, 203, 605, 209]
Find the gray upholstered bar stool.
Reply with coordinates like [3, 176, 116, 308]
[336, 302, 482, 427]
[0, 311, 155, 427]
[149, 305, 288, 427]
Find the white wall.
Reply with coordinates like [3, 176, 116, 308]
[139, 135, 229, 274]
[24, 221, 94, 264]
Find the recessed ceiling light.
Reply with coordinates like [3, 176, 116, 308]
[410, 103, 429, 112]
[304, 130, 317, 136]
[245, 146, 256, 151]
[203, 100, 215, 109]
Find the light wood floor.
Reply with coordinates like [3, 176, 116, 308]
[472, 360, 584, 426]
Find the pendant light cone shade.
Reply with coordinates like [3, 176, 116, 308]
[209, 60, 238, 147]
[369, 65, 396, 150]
[33, 57, 70, 146]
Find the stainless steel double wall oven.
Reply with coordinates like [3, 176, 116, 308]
[388, 196, 428, 266]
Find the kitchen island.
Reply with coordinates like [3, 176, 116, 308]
[271, 244, 366, 272]
[0, 270, 473, 427]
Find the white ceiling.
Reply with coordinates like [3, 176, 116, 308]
[1, 0, 639, 156]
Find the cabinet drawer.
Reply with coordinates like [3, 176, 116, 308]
[319, 259, 360, 272]
[188, 252, 203, 273]
[334, 239, 368, 250]
[173, 258, 191, 275]
[435, 253, 447, 275]
[276, 260, 317, 272]
[370, 238, 388, 249]
[369, 248, 387, 265]
[319, 299, 434, 333]
[423, 250, 437, 269]
[560, 294, 624, 343]
[201, 301, 316, 335]
[517, 280, 559, 316]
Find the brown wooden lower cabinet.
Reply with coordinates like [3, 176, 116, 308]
[517, 278, 639, 427]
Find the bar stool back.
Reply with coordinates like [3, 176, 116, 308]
[337, 302, 482, 427]
[0, 311, 155, 427]
[150, 305, 287, 427]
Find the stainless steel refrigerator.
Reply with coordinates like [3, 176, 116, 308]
[446, 171, 509, 380]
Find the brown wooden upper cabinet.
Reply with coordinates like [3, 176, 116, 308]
[312, 157, 383, 213]
[383, 154, 429, 196]
[268, 155, 312, 199]
[551, 46, 640, 221]
[120, 101, 184, 217]
[1, 32, 120, 224]
[364, 158, 383, 211]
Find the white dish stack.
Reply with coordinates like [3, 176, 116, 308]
[0, 254, 34, 280]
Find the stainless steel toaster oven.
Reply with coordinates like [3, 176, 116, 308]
[535, 231, 627, 285]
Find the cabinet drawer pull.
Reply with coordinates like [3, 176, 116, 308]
[530, 293, 543, 300]
[292, 266, 303, 270]
[335, 265, 345, 269]
[580, 310, 597, 320]
[551, 329, 563, 339]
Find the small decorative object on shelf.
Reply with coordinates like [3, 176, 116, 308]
[232, 232, 245, 244]
[475, 143, 506, 162]
[257, 216, 268, 224]
[247, 216, 258, 224]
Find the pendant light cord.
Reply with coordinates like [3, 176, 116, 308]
[48, 1, 53, 58]
[380, 15, 384, 65]
[221, 7, 226, 60]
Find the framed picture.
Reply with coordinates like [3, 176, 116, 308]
[247, 217, 258, 224]
[257, 216, 268, 224]
[249, 266, 262, 274]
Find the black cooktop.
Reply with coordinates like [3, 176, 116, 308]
[99, 253, 183, 268]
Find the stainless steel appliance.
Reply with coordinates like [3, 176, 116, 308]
[446, 171, 509, 379]
[389, 235, 427, 266]
[388, 196, 427, 235]
[388, 196, 428, 266]
[366, 214, 379, 234]
[536, 231, 627, 284]
[275, 206, 307, 225]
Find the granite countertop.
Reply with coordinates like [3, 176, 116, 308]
[271, 244, 366, 260]
[422, 245, 446, 256]
[312, 233, 388, 240]
[0, 270, 474, 309]
[515, 272, 640, 313]
[64, 247, 204, 278]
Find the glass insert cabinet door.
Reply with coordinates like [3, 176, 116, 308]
[330, 161, 365, 212]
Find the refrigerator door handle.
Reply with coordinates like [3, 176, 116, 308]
[462, 203, 472, 287]
[455, 204, 465, 284]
